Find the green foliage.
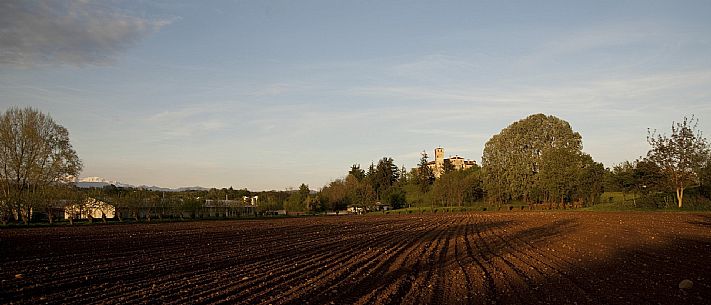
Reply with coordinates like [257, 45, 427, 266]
[482, 113, 585, 205]
[415, 151, 435, 193]
[284, 184, 310, 212]
[256, 192, 285, 213]
[368, 157, 400, 200]
[383, 187, 406, 210]
[349, 164, 366, 181]
[647, 116, 711, 208]
[431, 167, 483, 207]
[575, 154, 606, 206]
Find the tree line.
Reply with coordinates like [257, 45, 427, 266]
[2, 107, 710, 224]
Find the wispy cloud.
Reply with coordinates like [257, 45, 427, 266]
[0, 0, 170, 67]
[147, 107, 228, 138]
[352, 69, 711, 117]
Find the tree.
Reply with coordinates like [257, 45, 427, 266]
[370, 157, 400, 199]
[610, 161, 635, 204]
[349, 164, 366, 181]
[0, 107, 82, 224]
[575, 154, 606, 207]
[285, 183, 310, 212]
[320, 178, 349, 212]
[537, 146, 580, 206]
[482, 114, 583, 204]
[383, 186, 406, 209]
[632, 159, 664, 199]
[430, 166, 484, 208]
[699, 156, 711, 199]
[647, 116, 710, 208]
[347, 175, 376, 210]
[416, 151, 435, 193]
[432, 170, 466, 207]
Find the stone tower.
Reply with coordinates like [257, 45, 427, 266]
[434, 147, 444, 178]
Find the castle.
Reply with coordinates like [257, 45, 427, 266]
[427, 147, 477, 178]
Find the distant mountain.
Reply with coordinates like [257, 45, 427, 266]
[174, 186, 211, 192]
[76, 176, 132, 188]
[75, 177, 209, 192]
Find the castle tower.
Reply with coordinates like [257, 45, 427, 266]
[434, 147, 444, 178]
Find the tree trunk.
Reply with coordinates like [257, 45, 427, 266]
[676, 187, 684, 208]
[22, 209, 30, 225]
[101, 212, 107, 224]
[47, 212, 54, 225]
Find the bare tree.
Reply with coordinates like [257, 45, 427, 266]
[0, 107, 82, 224]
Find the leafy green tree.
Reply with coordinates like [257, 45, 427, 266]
[0, 107, 82, 224]
[538, 146, 581, 206]
[399, 165, 408, 184]
[347, 175, 376, 210]
[349, 164, 366, 181]
[575, 154, 606, 207]
[632, 159, 664, 196]
[285, 184, 310, 212]
[319, 178, 349, 212]
[463, 167, 485, 203]
[432, 167, 484, 207]
[305, 194, 322, 213]
[610, 161, 635, 204]
[647, 116, 710, 208]
[372, 157, 400, 199]
[699, 157, 711, 199]
[482, 114, 583, 204]
[416, 151, 435, 193]
[383, 186, 406, 209]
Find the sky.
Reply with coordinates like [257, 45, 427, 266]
[1, 0, 711, 190]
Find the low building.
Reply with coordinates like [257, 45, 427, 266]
[372, 202, 392, 211]
[65, 198, 115, 220]
[347, 206, 365, 215]
[204, 199, 257, 217]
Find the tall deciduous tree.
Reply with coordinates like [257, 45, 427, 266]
[647, 116, 710, 208]
[285, 183, 310, 212]
[482, 114, 583, 204]
[0, 107, 82, 224]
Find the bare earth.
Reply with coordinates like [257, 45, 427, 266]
[1, 212, 710, 304]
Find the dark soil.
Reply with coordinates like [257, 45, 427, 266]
[1, 212, 710, 304]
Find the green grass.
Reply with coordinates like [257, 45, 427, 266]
[588, 191, 711, 212]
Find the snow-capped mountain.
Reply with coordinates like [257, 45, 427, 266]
[76, 176, 133, 188]
[75, 177, 209, 192]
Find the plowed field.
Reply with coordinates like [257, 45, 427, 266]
[2, 212, 710, 304]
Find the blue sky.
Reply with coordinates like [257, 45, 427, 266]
[2, 0, 710, 190]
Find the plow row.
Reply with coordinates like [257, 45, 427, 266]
[2, 212, 710, 304]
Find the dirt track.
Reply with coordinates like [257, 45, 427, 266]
[1, 212, 710, 304]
